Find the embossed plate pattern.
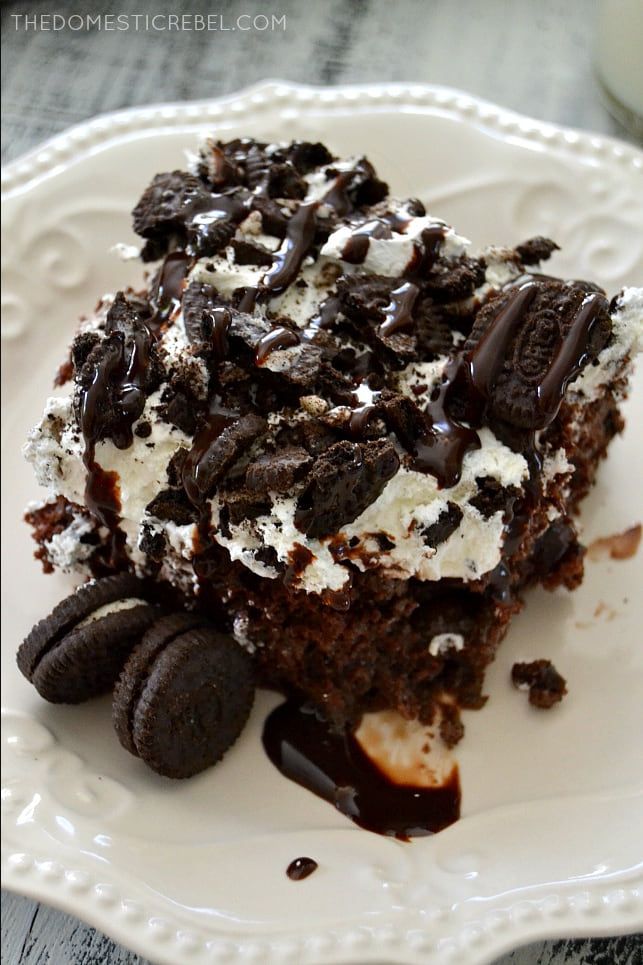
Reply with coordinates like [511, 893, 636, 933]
[2, 82, 642, 965]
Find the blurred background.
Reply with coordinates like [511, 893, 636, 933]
[2, 1, 641, 963]
[2, 0, 642, 163]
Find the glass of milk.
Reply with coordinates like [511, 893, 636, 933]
[595, 0, 643, 139]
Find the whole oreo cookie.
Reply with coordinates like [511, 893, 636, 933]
[17, 574, 159, 703]
[113, 616, 255, 778]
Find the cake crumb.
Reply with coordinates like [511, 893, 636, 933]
[593, 600, 616, 620]
[511, 660, 567, 709]
[587, 524, 641, 561]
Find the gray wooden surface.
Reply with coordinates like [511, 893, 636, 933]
[1, 0, 641, 962]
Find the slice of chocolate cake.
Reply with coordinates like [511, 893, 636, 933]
[24, 137, 642, 734]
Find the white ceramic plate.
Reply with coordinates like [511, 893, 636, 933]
[2, 81, 642, 965]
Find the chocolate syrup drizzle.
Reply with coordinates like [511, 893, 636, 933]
[236, 287, 259, 313]
[207, 307, 232, 362]
[536, 292, 606, 423]
[407, 225, 447, 277]
[348, 403, 381, 437]
[342, 279, 608, 488]
[188, 192, 249, 250]
[341, 219, 393, 264]
[320, 170, 355, 218]
[263, 701, 461, 839]
[151, 251, 191, 329]
[255, 326, 301, 364]
[412, 361, 481, 488]
[181, 409, 238, 507]
[466, 282, 538, 399]
[504, 271, 606, 295]
[78, 319, 155, 564]
[379, 281, 420, 336]
[304, 295, 342, 335]
[339, 219, 446, 293]
[260, 202, 320, 296]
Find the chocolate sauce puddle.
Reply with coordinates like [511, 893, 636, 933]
[262, 701, 461, 839]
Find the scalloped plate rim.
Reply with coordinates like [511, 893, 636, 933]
[2, 79, 642, 196]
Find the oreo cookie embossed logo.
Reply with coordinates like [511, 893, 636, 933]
[513, 309, 560, 384]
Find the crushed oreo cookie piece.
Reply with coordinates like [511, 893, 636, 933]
[470, 477, 517, 518]
[379, 391, 427, 451]
[139, 523, 167, 563]
[219, 488, 271, 530]
[265, 161, 307, 200]
[246, 447, 312, 494]
[132, 170, 216, 241]
[146, 488, 198, 526]
[71, 331, 101, 374]
[230, 238, 274, 267]
[105, 290, 153, 336]
[514, 237, 560, 266]
[421, 503, 464, 547]
[295, 440, 400, 539]
[182, 282, 218, 348]
[337, 274, 417, 360]
[197, 140, 244, 189]
[288, 141, 334, 174]
[182, 412, 268, 504]
[424, 257, 486, 301]
[162, 389, 203, 436]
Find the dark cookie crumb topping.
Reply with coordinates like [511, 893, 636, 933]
[61, 137, 615, 578]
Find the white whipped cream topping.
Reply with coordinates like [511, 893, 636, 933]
[24, 389, 192, 571]
[568, 287, 643, 400]
[26, 388, 189, 528]
[158, 315, 210, 399]
[320, 216, 469, 277]
[210, 429, 529, 592]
